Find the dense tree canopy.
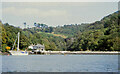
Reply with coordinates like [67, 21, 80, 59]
[67, 11, 120, 51]
[1, 11, 120, 51]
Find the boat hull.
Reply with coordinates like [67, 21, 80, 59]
[9, 51, 28, 55]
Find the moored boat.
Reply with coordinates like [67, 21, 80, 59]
[9, 32, 28, 55]
[9, 51, 28, 55]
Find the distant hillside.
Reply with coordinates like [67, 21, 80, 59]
[53, 24, 87, 37]
[67, 11, 120, 51]
[37, 32, 67, 38]
[1, 11, 120, 52]
[1, 23, 66, 52]
[29, 23, 87, 37]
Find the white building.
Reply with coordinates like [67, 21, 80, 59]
[28, 44, 45, 52]
[28, 45, 34, 49]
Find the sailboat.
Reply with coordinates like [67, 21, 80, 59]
[9, 32, 28, 55]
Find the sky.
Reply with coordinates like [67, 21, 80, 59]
[1, 2, 118, 28]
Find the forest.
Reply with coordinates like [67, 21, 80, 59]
[1, 11, 120, 52]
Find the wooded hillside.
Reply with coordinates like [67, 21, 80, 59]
[1, 11, 120, 51]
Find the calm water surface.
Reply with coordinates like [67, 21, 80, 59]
[2, 55, 118, 72]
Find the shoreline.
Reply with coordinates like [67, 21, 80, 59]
[1, 51, 119, 55]
[29, 51, 119, 55]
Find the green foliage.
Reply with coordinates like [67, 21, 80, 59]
[1, 22, 66, 51]
[1, 11, 120, 51]
[67, 11, 120, 51]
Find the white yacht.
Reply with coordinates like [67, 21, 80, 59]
[9, 32, 28, 55]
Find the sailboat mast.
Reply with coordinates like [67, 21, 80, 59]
[17, 32, 20, 51]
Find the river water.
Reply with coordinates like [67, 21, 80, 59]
[1, 55, 118, 72]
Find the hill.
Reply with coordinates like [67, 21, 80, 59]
[66, 11, 120, 51]
[1, 11, 120, 52]
[1, 23, 66, 52]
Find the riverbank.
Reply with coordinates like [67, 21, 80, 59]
[0, 52, 10, 55]
[1, 51, 119, 55]
[29, 51, 119, 55]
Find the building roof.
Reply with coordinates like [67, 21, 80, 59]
[35, 44, 44, 48]
[29, 44, 45, 48]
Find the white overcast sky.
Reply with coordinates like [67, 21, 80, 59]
[0, 0, 119, 28]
